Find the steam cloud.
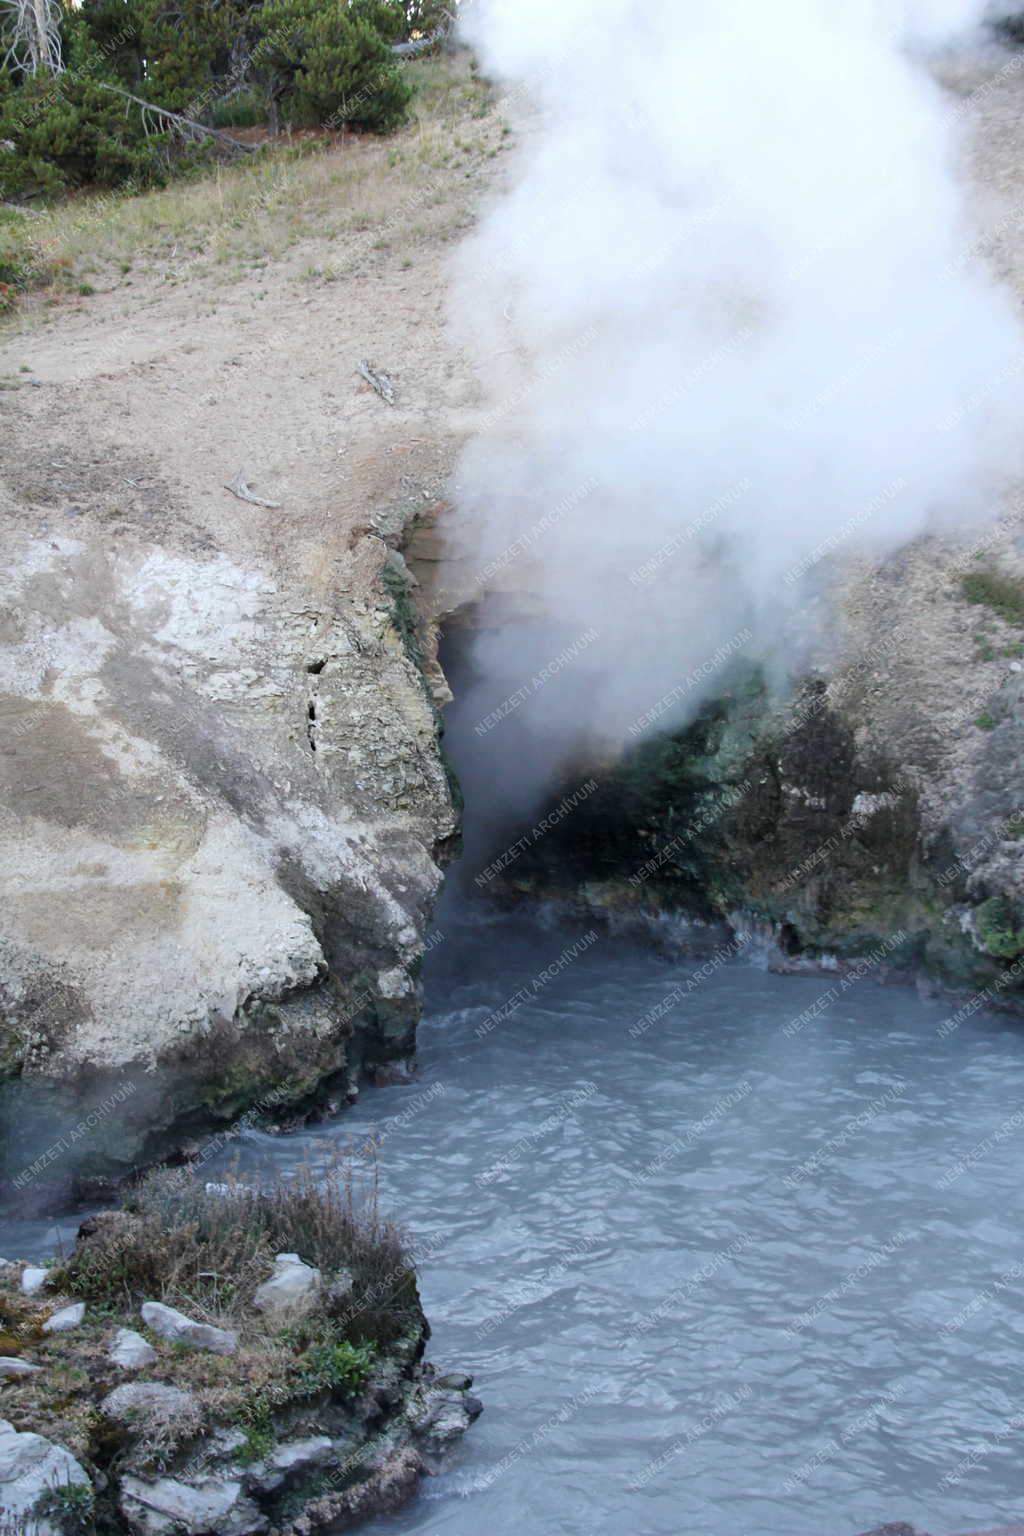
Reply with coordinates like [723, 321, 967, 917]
[444, 0, 1024, 827]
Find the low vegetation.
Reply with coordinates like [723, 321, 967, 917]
[961, 567, 1024, 627]
[51, 1153, 418, 1344]
[976, 894, 1024, 961]
[0, 1152, 424, 1472]
[1, 0, 454, 202]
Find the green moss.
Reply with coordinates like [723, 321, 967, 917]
[382, 561, 427, 679]
[975, 712, 998, 731]
[961, 569, 1024, 627]
[976, 895, 1024, 961]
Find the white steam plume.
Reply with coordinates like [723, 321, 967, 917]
[446, 0, 1024, 803]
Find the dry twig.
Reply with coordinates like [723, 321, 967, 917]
[224, 470, 282, 509]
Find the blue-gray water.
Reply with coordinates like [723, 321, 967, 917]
[8, 913, 1024, 1534]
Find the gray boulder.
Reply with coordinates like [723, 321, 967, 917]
[409, 1378, 484, 1471]
[253, 1253, 321, 1317]
[140, 1301, 237, 1355]
[119, 1473, 267, 1536]
[43, 1302, 86, 1334]
[245, 1435, 335, 1494]
[20, 1265, 48, 1296]
[0, 1418, 91, 1536]
[101, 1382, 201, 1439]
[109, 1327, 158, 1370]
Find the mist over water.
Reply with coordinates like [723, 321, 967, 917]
[447, 0, 1024, 802]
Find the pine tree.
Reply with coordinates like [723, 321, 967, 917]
[255, 0, 411, 132]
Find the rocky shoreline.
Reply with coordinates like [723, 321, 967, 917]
[0, 1171, 481, 1535]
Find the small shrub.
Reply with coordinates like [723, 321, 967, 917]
[349, 0, 451, 44]
[975, 711, 997, 731]
[0, 209, 50, 297]
[961, 569, 1024, 627]
[212, 86, 269, 130]
[295, 1337, 373, 1396]
[0, 74, 188, 201]
[34, 1478, 95, 1533]
[254, 1, 412, 132]
[977, 895, 1024, 961]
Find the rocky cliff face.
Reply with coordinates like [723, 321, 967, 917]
[0, 513, 456, 1203]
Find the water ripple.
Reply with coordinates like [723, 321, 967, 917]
[138, 920, 1024, 1529]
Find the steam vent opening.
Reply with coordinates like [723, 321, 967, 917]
[434, 597, 606, 898]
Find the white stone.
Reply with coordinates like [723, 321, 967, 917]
[102, 1382, 197, 1418]
[140, 1300, 237, 1355]
[101, 1382, 200, 1439]
[119, 1473, 268, 1535]
[0, 1418, 90, 1536]
[109, 1327, 158, 1370]
[43, 1302, 86, 1334]
[0, 1356, 40, 1377]
[377, 965, 413, 999]
[20, 1265, 48, 1296]
[253, 1253, 321, 1317]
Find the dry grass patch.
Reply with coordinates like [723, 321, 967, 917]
[1, 50, 502, 310]
[49, 1152, 417, 1345]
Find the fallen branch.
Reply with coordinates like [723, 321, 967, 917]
[391, 35, 439, 57]
[356, 359, 396, 406]
[93, 82, 256, 157]
[224, 470, 282, 509]
[391, 21, 453, 57]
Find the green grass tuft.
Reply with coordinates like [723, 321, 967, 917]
[961, 569, 1024, 627]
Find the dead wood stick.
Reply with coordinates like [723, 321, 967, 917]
[356, 359, 396, 406]
[224, 470, 282, 509]
[93, 83, 256, 156]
